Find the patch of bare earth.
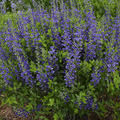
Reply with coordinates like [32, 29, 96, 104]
[0, 102, 31, 120]
[0, 101, 53, 120]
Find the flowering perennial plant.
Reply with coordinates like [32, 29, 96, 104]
[0, 0, 120, 119]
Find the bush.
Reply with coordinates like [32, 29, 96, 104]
[0, 0, 120, 120]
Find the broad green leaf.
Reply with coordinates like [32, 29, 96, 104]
[53, 113, 59, 120]
[48, 98, 54, 106]
[74, 108, 78, 114]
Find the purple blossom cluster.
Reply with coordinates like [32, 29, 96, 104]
[14, 107, 30, 118]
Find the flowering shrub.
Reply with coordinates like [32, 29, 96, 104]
[0, 0, 120, 120]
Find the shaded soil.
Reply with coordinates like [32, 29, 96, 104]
[0, 100, 53, 120]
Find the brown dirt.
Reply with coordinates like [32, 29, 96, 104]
[0, 102, 32, 120]
[0, 100, 53, 120]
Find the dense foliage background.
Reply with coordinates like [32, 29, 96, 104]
[0, 0, 120, 120]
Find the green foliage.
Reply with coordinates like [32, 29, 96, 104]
[53, 113, 59, 120]
[113, 70, 120, 90]
[5, 0, 12, 13]
[75, 60, 93, 86]
[30, 61, 37, 73]
[106, 70, 120, 95]
[0, 12, 18, 32]
[65, 0, 119, 20]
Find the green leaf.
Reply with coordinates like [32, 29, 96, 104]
[21, 38, 26, 47]
[25, 104, 33, 111]
[30, 61, 37, 73]
[113, 70, 120, 90]
[39, 116, 48, 120]
[47, 29, 52, 35]
[48, 80, 52, 88]
[53, 113, 59, 120]
[74, 108, 78, 114]
[62, 51, 69, 58]
[110, 82, 114, 92]
[1, 100, 7, 107]
[36, 81, 41, 86]
[41, 47, 48, 61]
[6, 96, 17, 105]
[48, 98, 54, 106]
[8, 86, 13, 91]
[13, 82, 22, 91]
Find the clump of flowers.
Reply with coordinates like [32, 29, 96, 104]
[0, 0, 120, 119]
